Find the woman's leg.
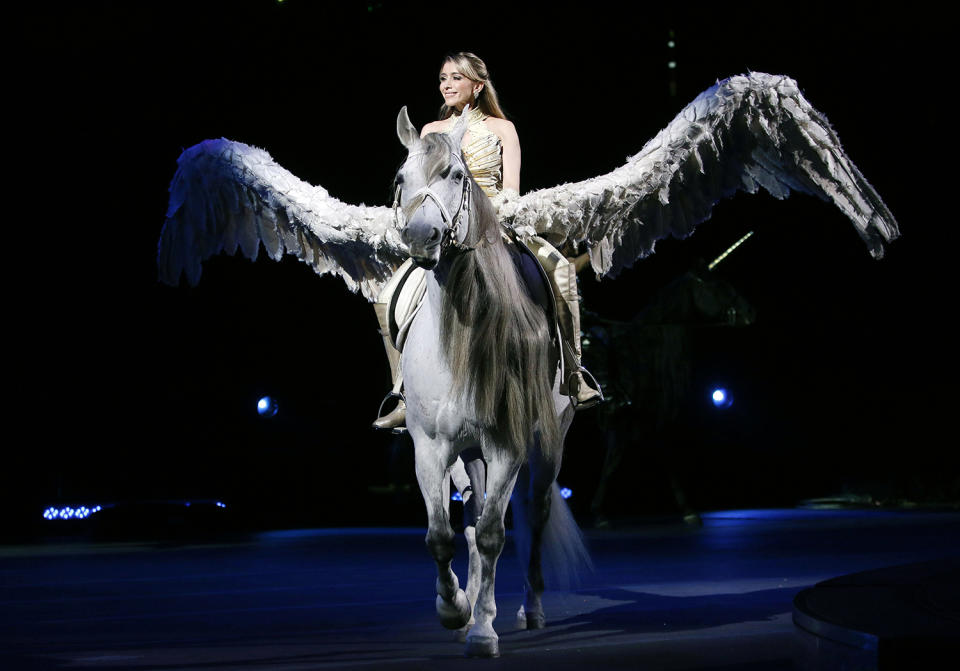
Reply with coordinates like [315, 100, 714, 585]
[372, 260, 427, 431]
[525, 236, 602, 408]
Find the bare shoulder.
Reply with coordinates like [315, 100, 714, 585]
[420, 120, 446, 137]
[485, 117, 518, 141]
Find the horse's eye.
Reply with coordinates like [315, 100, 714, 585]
[453, 169, 464, 182]
[439, 165, 451, 179]
[395, 174, 404, 186]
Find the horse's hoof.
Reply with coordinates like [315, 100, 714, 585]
[453, 624, 470, 643]
[525, 611, 546, 629]
[517, 605, 545, 630]
[464, 635, 499, 658]
[436, 590, 471, 630]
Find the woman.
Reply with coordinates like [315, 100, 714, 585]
[373, 52, 601, 432]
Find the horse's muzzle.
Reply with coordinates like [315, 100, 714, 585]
[402, 215, 443, 269]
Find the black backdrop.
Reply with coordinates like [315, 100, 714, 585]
[8, 1, 955, 534]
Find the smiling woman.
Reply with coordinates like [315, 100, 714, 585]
[372, 51, 603, 433]
[429, 53, 518, 196]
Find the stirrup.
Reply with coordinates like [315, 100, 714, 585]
[567, 366, 604, 410]
[374, 391, 407, 434]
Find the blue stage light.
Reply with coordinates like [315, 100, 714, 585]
[559, 487, 572, 499]
[451, 491, 489, 501]
[711, 388, 733, 408]
[257, 396, 279, 417]
[43, 505, 104, 521]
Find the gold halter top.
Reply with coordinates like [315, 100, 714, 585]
[445, 107, 503, 198]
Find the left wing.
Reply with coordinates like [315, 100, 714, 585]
[500, 73, 899, 278]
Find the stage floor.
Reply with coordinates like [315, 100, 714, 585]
[3, 509, 959, 670]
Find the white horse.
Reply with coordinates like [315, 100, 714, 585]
[394, 107, 587, 657]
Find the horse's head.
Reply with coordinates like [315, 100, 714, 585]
[394, 106, 474, 269]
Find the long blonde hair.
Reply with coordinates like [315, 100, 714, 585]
[438, 51, 508, 121]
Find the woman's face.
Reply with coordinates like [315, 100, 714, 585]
[439, 61, 479, 112]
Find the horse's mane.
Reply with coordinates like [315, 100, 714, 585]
[432, 139, 559, 453]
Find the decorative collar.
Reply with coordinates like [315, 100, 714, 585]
[449, 106, 488, 127]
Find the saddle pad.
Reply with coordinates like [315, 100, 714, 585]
[509, 238, 558, 341]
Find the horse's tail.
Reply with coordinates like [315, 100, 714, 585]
[513, 481, 593, 591]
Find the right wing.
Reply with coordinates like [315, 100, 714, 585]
[157, 138, 407, 302]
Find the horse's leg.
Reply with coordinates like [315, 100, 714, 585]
[449, 453, 485, 641]
[414, 438, 471, 630]
[512, 465, 535, 629]
[464, 448, 523, 658]
[517, 401, 576, 630]
[461, 449, 485, 614]
[516, 436, 561, 631]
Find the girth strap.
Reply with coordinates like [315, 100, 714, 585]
[388, 260, 420, 347]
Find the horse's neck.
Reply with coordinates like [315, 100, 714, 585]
[418, 258, 456, 345]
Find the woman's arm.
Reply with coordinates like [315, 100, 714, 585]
[496, 119, 521, 193]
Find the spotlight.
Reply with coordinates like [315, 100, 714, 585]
[711, 388, 733, 408]
[257, 396, 279, 418]
[559, 487, 572, 500]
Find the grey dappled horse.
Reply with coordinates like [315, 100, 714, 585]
[394, 107, 587, 657]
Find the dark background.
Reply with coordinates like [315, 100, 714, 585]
[7, 1, 954, 538]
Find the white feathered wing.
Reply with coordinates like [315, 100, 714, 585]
[158, 138, 406, 301]
[498, 72, 899, 278]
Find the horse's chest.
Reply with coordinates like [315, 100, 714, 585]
[402, 306, 476, 436]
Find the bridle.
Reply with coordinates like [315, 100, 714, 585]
[393, 150, 474, 252]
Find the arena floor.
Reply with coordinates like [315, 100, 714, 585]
[3, 508, 958, 670]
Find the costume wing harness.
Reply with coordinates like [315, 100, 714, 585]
[158, 73, 899, 293]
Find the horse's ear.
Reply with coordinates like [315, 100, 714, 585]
[397, 106, 421, 150]
[448, 104, 470, 148]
